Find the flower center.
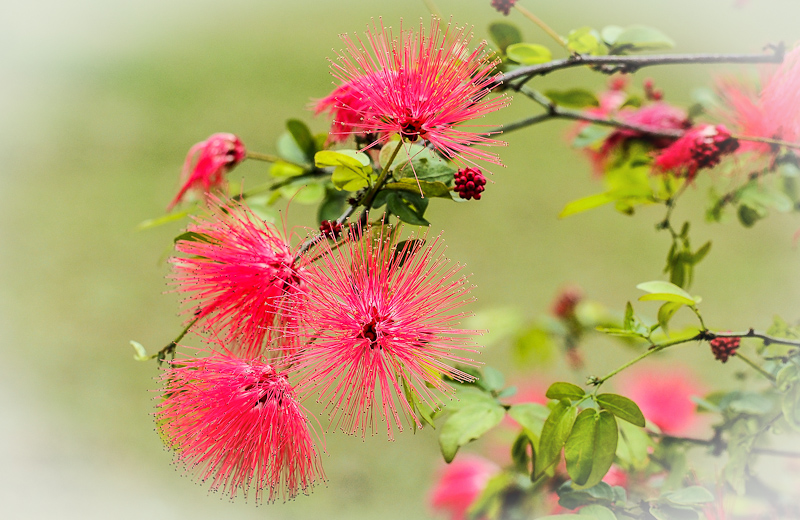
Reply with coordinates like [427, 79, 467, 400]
[357, 307, 392, 349]
[398, 114, 427, 142]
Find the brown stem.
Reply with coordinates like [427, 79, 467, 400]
[496, 48, 785, 87]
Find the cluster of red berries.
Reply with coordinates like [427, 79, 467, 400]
[643, 79, 664, 101]
[490, 0, 517, 16]
[319, 220, 343, 238]
[551, 286, 583, 319]
[690, 125, 739, 171]
[710, 336, 740, 363]
[454, 167, 487, 200]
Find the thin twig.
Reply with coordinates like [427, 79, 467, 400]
[653, 433, 800, 459]
[496, 49, 785, 87]
[293, 142, 403, 259]
[735, 352, 777, 382]
[513, 4, 568, 51]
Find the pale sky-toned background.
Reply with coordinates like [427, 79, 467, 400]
[1, 1, 799, 518]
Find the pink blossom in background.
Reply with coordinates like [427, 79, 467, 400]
[170, 197, 302, 360]
[430, 455, 499, 520]
[284, 226, 479, 439]
[328, 18, 508, 168]
[715, 46, 800, 155]
[156, 352, 324, 503]
[589, 102, 689, 173]
[167, 133, 246, 211]
[617, 366, 703, 435]
[602, 465, 630, 489]
[653, 124, 739, 180]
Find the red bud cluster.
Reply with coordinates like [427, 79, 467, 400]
[710, 336, 740, 363]
[454, 167, 487, 200]
[490, 0, 517, 16]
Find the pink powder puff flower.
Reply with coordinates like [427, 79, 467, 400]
[429, 454, 499, 520]
[328, 18, 508, 168]
[167, 133, 246, 212]
[715, 46, 800, 156]
[617, 366, 703, 435]
[284, 225, 479, 439]
[156, 351, 325, 503]
[653, 124, 739, 180]
[170, 196, 303, 360]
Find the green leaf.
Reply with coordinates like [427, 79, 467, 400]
[636, 281, 698, 306]
[384, 179, 452, 198]
[386, 191, 430, 226]
[565, 410, 618, 488]
[737, 204, 762, 227]
[317, 188, 348, 223]
[315, 149, 371, 169]
[611, 25, 675, 53]
[573, 125, 612, 148]
[782, 383, 800, 431]
[277, 131, 309, 165]
[616, 419, 652, 470]
[279, 182, 325, 204]
[536, 400, 578, 478]
[692, 241, 711, 264]
[286, 119, 316, 161]
[317, 150, 374, 191]
[173, 231, 214, 245]
[511, 431, 534, 473]
[482, 366, 505, 392]
[508, 403, 551, 437]
[663, 486, 715, 506]
[270, 160, 305, 178]
[546, 382, 586, 401]
[545, 88, 600, 108]
[567, 27, 602, 55]
[137, 209, 192, 230]
[600, 25, 624, 45]
[506, 43, 553, 65]
[559, 192, 617, 218]
[557, 481, 618, 510]
[579, 505, 618, 520]
[623, 301, 635, 331]
[649, 504, 703, 520]
[657, 302, 683, 335]
[488, 21, 523, 54]
[331, 167, 372, 191]
[439, 402, 505, 462]
[130, 340, 149, 361]
[596, 394, 645, 427]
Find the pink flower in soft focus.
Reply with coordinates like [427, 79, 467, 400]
[328, 18, 508, 168]
[167, 133, 246, 212]
[715, 46, 800, 155]
[429, 455, 499, 520]
[602, 465, 629, 489]
[589, 103, 689, 174]
[617, 366, 703, 435]
[653, 124, 739, 180]
[285, 226, 479, 439]
[156, 351, 324, 503]
[170, 197, 303, 360]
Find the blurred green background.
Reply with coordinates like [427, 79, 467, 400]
[1, 0, 799, 518]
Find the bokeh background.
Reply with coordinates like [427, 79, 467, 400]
[2, 0, 799, 518]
